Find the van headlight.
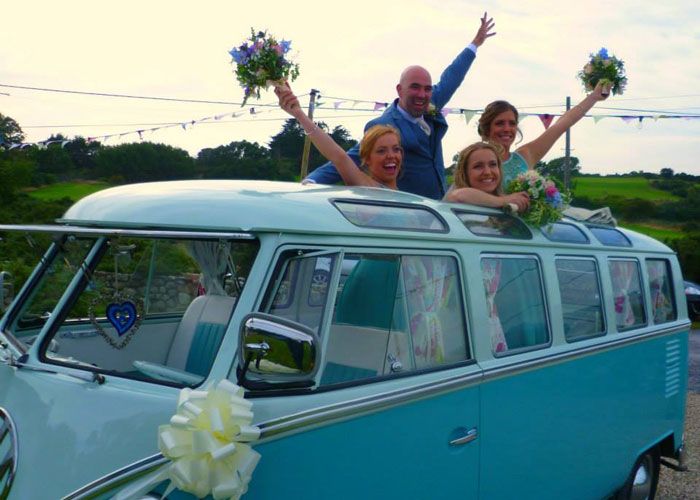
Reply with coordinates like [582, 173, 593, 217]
[685, 284, 700, 295]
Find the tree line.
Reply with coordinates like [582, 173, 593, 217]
[2, 111, 700, 282]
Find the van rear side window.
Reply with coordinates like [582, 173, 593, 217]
[646, 259, 676, 324]
[555, 258, 605, 341]
[608, 259, 646, 331]
[481, 256, 549, 355]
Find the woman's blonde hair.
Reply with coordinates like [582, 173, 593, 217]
[359, 125, 402, 170]
[453, 141, 504, 195]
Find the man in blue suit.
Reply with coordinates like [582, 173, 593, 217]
[302, 13, 496, 200]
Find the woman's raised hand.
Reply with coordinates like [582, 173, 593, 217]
[503, 191, 530, 213]
[274, 82, 301, 115]
[592, 80, 612, 101]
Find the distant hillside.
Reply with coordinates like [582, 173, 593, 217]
[573, 176, 680, 202]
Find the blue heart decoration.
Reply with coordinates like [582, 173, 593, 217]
[106, 301, 137, 336]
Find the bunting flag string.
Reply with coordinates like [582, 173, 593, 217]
[4, 88, 700, 150]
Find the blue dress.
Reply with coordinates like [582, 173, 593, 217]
[501, 151, 529, 191]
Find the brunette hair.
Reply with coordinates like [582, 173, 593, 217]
[453, 141, 504, 195]
[477, 100, 522, 143]
[359, 125, 402, 168]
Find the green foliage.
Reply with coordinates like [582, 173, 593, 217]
[0, 153, 34, 201]
[0, 113, 24, 145]
[197, 140, 286, 180]
[535, 156, 581, 185]
[670, 232, 700, 282]
[95, 142, 195, 183]
[28, 181, 110, 202]
[573, 176, 679, 202]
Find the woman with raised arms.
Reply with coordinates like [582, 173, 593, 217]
[276, 83, 402, 190]
[479, 81, 610, 189]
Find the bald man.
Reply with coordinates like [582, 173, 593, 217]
[302, 13, 496, 199]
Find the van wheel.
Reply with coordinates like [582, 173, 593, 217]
[615, 449, 660, 500]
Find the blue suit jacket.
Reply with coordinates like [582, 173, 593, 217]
[304, 46, 476, 200]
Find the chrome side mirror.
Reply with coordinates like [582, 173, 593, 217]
[238, 313, 318, 383]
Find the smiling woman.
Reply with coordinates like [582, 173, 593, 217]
[276, 82, 403, 190]
[444, 141, 530, 213]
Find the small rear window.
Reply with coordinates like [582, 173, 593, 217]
[333, 200, 447, 232]
[454, 211, 532, 239]
[588, 226, 632, 247]
[542, 223, 589, 244]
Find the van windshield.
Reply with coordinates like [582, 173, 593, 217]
[1, 232, 258, 386]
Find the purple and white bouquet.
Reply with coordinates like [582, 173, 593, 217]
[229, 29, 300, 106]
[507, 171, 570, 226]
[578, 47, 627, 96]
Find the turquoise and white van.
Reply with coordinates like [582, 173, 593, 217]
[0, 180, 689, 499]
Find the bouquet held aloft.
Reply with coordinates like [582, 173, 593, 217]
[230, 29, 300, 106]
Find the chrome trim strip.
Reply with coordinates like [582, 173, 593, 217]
[258, 322, 690, 439]
[62, 454, 167, 500]
[0, 224, 255, 240]
[258, 370, 484, 439]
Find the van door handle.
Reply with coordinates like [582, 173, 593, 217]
[449, 427, 478, 446]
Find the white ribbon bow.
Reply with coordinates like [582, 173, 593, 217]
[115, 380, 261, 500]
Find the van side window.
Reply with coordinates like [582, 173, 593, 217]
[646, 259, 676, 323]
[608, 259, 646, 331]
[481, 256, 549, 354]
[265, 251, 337, 334]
[555, 258, 605, 341]
[39, 237, 258, 386]
[321, 254, 468, 386]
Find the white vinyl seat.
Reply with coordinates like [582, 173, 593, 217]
[133, 294, 236, 384]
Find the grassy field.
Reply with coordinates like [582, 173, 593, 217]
[619, 222, 685, 242]
[27, 182, 111, 202]
[573, 176, 680, 202]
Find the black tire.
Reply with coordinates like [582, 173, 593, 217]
[614, 449, 660, 500]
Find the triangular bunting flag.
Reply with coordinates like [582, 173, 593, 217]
[621, 116, 635, 124]
[373, 102, 386, 111]
[538, 114, 554, 129]
[441, 108, 451, 117]
[463, 110, 476, 125]
[593, 116, 606, 124]
[334, 101, 344, 109]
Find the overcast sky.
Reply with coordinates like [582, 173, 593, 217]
[2, 0, 699, 176]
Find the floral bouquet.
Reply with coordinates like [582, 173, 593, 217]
[506, 171, 570, 226]
[578, 47, 627, 96]
[229, 29, 300, 106]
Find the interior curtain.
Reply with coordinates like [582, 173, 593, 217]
[482, 258, 508, 353]
[610, 260, 636, 327]
[187, 241, 230, 296]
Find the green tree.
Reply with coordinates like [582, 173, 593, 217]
[535, 156, 581, 184]
[269, 119, 357, 176]
[95, 142, 194, 183]
[197, 140, 280, 180]
[0, 113, 25, 145]
[0, 153, 35, 200]
[660, 167, 674, 179]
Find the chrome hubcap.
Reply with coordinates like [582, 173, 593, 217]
[630, 455, 653, 500]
